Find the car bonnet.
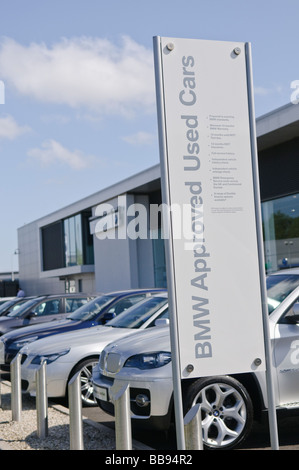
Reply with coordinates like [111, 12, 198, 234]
[102, 325, 171, 359]
[19, 325, 138, 357]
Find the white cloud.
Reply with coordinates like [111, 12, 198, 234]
[27, 139, 95, 170]
[0, 115, 30, 140]
[122, 131, 156, 146]
[254, 85, 283, 96]
[0, 36, 155, 116]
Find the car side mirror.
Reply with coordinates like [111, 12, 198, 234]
[101, 312, 116, 324]
[26, 311, 37, 319]
[155, 318, 169, 327]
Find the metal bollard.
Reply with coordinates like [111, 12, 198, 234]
[10, 352, 22, 421]
[0, 341, 4, 409]
[113, 383, 132, 450]
[68, 372, 84, 450]
[36, 360, 48, 439]
[184, 404, 203, 450]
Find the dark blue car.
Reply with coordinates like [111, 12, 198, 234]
[0, 288, 165, 372]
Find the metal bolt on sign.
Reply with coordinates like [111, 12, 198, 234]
[10, 352, 22, 421]
[36, 359, 48, 439]
[68, 371, 84, 450]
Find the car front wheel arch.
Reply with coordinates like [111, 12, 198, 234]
[183, 375, 254, 450]
[67, 356, 100, 407]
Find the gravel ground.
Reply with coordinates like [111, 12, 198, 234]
[0, 380, 118, 450]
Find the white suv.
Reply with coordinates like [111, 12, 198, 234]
[92, 268, 299, 449]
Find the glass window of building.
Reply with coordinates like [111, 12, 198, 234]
[64, 214, 83, 266]
[42, 210, 94, 271]
[152, 229, 167, 288]
[42, 221, 64, 271]
[149, 190, 167, 288]
[82, 210, 94, 265]
[262, 194, 299, 272]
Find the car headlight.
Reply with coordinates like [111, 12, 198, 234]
[124, 351, 171, 369]
[11, 336, 39, 350]
[31, 349, 70, 365]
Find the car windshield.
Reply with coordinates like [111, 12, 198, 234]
[0, 299, 19, 314]
[67, 295, 117, 321]
[6, 298, 44, 318]
[106, 295, 168, 329]
[267, 273, 299, 313]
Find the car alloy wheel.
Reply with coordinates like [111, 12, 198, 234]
[69, 357, 99, 407]
[183, 376, 254, 449]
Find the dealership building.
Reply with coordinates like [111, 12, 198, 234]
[18, 102, 299, 295]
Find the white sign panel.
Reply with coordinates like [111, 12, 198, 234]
[154, 37, 266, 378]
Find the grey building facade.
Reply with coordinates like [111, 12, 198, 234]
[18, 165, 164, 295]
[18, 102, 299, 295]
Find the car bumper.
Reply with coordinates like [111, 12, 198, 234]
[21, 358, 69, 398]
[92, 367, 173, 430]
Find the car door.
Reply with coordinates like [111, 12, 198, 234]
[26, 298, 62, 326]
[273, 295, 299, 406]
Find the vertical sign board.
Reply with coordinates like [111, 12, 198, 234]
[154, 37, 267, 379]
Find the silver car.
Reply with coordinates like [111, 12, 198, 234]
[92, 268, 299, 449]
[20, 293, 168, 406]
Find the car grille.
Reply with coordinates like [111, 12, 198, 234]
[99, 351, 106, 370]
[105, 353, 121, 374]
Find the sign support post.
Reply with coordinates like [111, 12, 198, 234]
[245, 43, 279, 450]
[153, 35, 186, 450]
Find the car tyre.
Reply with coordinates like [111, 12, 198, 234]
[69, 357, 99, 407]
[183, 376, 254, 450]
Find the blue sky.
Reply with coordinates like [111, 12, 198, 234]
[0, 0, 298, 272]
